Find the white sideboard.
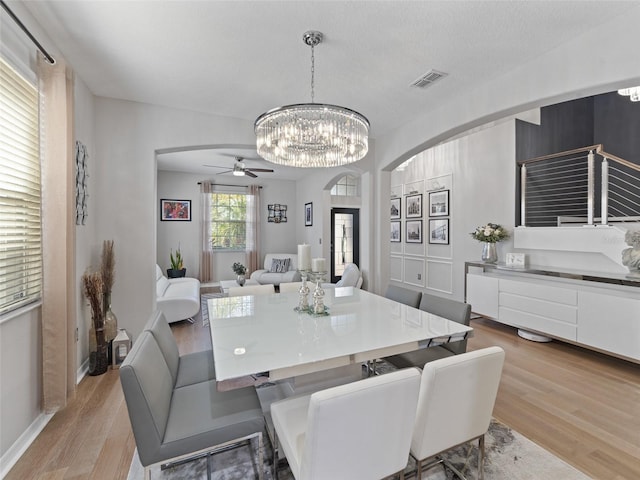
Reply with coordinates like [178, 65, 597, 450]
[465, 262, 640, 363]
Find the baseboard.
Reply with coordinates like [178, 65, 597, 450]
[0, 412, 54, 478]
[77, 356, 89, 385]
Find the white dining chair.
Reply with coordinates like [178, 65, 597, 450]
[278, 281, 304, 293]
[410, 346, 505, 480]
[271, 367, 421, 480]
[228, 284, 275, 297]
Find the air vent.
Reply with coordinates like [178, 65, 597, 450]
[410, 69, 448, 89]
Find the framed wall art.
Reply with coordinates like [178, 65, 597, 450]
[390, 221, 401, 242]
[268, 204, 288, 223]
[405, 194, 422, 218]
[428, 218, 449, 244]
[406, 219, 422, 243]
[390, 197, 401, 219]
[160, 199, 191, 221]
[428, 190, 449, 217]
[305, 202, 313, 226]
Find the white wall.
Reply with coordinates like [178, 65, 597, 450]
[374, 5, 640, 291]
[390, 119, 516, 301]
[156, 170, 298, 280]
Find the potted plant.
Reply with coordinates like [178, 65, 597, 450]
[232, 262, 247, 286]
[167, 246, 186, 278]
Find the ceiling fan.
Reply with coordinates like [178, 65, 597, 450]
[204, 156, 274, 178]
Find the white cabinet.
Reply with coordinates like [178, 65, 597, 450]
[498, 278, 577, 341]
[466, 273, 499, 318]
[465, 265, 640, 362]
[578, 291, 640, 361]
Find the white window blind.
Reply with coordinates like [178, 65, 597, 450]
[0, 56, 42, 314]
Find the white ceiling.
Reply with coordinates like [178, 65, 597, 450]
[19, 0, 639, 178]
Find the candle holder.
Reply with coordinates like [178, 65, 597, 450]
[311, 271, 327, 315]
[294, 270, 311, 312]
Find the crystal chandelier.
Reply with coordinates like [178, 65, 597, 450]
[255, 31, 369, 168]
[618, 86, 640, 102]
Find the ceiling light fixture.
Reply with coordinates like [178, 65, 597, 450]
[618, 87, 640, 102]
[232, 161, 245, 176]
[255, 31, 369, 168]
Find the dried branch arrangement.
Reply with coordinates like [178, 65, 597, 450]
[101, 240, 115, 295]
[82, 271, 104, 334]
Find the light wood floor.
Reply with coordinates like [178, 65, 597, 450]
[6, 316, 640, 480]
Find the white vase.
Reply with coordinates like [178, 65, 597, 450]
[481, 242, 498, 263]
[236, 274, 246, 286]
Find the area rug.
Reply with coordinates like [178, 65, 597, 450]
[126, 418, 589, 479]
[200, 292, 224, 327]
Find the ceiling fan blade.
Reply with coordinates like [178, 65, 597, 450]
[246, 168, 274, 173]
[203, 164, 229, 169]
[245, 171, 258, 178]
[216, 170, 233, 175]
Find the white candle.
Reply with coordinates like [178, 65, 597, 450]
[312, 257, 326, 273]
[298, 244, 311, 271]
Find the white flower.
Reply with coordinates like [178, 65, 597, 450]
[484, 228, 492, 236]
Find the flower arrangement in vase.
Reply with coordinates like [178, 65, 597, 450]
[470, 222, 510, 263]
[232, 262, 247, 286]
[82, 270, 108, 376]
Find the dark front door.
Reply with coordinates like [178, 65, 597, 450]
[330, 208, 360, 283]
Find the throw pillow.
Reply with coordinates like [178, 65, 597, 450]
[270, 258, 291, 273]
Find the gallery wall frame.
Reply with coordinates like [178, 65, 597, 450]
[428, 189, 449, 217]
[390, 197, 401, 219]
[428, 218, 449, 244]
[160, 199, 191, 221]
[268, 204, 287, 223]
[390, 221, 401, 242]
[304, 202, 313, 226]
[405, 194, 422, 218]
[406, 219, 422, 243]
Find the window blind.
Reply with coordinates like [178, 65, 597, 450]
[0, 56, 42, 314]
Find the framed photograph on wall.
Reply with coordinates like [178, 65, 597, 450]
[406, 220, 422, 243]
[160, 199, 191, 221]
[390, 197, 401, 219]
[428, 218, 449, 244]
[305, 202, 313, 226]
[405, 194, 422, 218]
[428, 190, 449, 217]
[390, 221, 401, 242]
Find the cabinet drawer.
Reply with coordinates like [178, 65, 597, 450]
[499, 306, 577, 341]
[499, 292, 577, 324]
[500, 278, 577, 305]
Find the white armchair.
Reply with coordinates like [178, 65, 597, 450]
[322, 263, 363, 289]
[155, 265, 200, 323]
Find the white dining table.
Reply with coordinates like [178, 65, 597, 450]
[207, 287, 473, 382]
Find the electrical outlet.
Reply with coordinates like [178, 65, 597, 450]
[417, 273, 421, 280]
[75, 327, 79, 342]
[319, 238, 322, 244]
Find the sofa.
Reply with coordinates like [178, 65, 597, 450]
[250, 253, 301, 286]
[155, 265, 200, 323]
[322, 263, 363, 289]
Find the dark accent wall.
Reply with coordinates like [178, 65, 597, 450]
[515, 92, 640, 225]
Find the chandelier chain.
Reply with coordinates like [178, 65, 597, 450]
[310, 43, 315, 103]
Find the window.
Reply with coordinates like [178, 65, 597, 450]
[0, 57, 42, 314]
[210, 192, 247, 250]
[330, 175, 359, 196]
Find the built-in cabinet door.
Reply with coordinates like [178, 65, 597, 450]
[466, 273, 499, 318]
[578, 291, 640, 361]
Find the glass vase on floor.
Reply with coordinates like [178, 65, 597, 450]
[481, 242, 498, 264]
[88, 324, 109, 376]
[103, 292, 118, 366]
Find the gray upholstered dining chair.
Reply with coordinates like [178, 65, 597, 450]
[410, 347, 505, 480]
[271, 367, 421, 480]
[386, 293, 471, 369]
[144, 310, 215, 387]
[120, 330, 265, 480]
[279, 281, 304, 293]
[384, 284, 422, 308]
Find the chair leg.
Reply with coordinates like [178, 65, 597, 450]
[478, 434, 485, 480]
[272, 431, 279, 480]
[144, 466, 151, 480]
[416, 458, 422, 479]
[206, 453, 212, 480]
[256, 432, 264, 480]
